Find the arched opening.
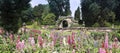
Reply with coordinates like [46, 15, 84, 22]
[62, 20, 68, 28]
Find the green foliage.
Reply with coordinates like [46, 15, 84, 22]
[103, 21, 111, 27]
[21, 8, 34, 25]
[115, 33, 120, 41]
[47, 0, 71, 20]
[89, 2, 101, 16]
[42, 13, 56, 25]
[0, 36, 3, 44]
[93, 21, 111, 27]
[81, 0, 119, 27]
[74, 7, 81, 24]
[0, 0, 31, 33]
[33, 4, 49, 22]
[0, 39, 15, 53]
[91, 32, 104, 40]
[92, 23, 100, 27]
[110, 31, 120, 41]
[115, 2, 120, 21]
[33, 4, 50, 25]
[23, 4, 56, 27]
[26, 21, 41, 29]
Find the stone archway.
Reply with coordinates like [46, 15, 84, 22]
[62, 20, 68, 28]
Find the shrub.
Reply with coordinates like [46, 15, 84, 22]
[93, 23, 100, 27]
[42, 13, 56, 25]
[104, 21, 111, 27]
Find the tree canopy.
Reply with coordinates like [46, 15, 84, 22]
[81, 0, 120, 27]
[47, 0, 71, 20]
[0, 0, 31, 33]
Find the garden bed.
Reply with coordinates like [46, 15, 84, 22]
[0, 29, 120, 53]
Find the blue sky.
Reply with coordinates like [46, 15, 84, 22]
[30, 0, 80, 17]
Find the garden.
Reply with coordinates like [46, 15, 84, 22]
[0, 28, 120, 53]
[1, 0, 120, 53]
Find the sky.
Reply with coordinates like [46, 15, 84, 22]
[30, 0, 80, 17]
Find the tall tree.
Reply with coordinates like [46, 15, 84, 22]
[81, 0, 119, 27]
[47, 0, 71, 20]
[33, 4, 49, 24]
[21, 7, 34, 24]
[115, 0, 120, 21]
[0, 0, 31, 33]
[74, 7, 81, 24]
[81, 0, 94, 26]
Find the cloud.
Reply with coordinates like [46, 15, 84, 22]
[70, 0, 80, 17]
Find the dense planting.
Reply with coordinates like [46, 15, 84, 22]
[0, 29, 120, 53]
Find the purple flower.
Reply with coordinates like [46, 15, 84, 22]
[16, 40, 25, 50]
[28, 37, 35, 46]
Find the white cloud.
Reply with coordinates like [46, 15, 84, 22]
[70, 0, 80, 17]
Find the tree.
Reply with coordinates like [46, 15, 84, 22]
[74, 7, 80, 20]
[81, 0, 93, 26]
[47, 0, 71, 20]
[89, 2, 101, 26]
[74, 7, 81, 24]
[81, 0, 119, 27]
[115, 0, 120, 21]
[33, 4, 49, 24]
[42, 13, 56, 25]
[0, 0, 31, 33]
[21, 7, 34, 25]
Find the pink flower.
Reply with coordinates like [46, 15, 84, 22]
[109, 44, 112, 49]
[16, 40, 25, 50]
[37, 30, 41, 34]
[112, 42, 118, 49]
[0, 29, 3, 34]
[112, 37, 119, 49]
[99, 48, 106, 53]
[59, 37, 63, 45]
[50, 33, 57, 46]
[72, 32, 75, 44]
[67, 32, 76, 49]
[16, 36, 20, 43]
[28, 37, 35, 46]
[72, 32, 75, 37]
[32, 29, 41, 34]
[67, 35, 72, 45]
[114, 37, 118, 42]
[71, 32, 76, 49]
[9, 34, 14, 40]
[104, 33, 108, 49]
[38, 36, 43, 47]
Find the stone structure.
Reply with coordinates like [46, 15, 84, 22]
[56, 16, 78, 28]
